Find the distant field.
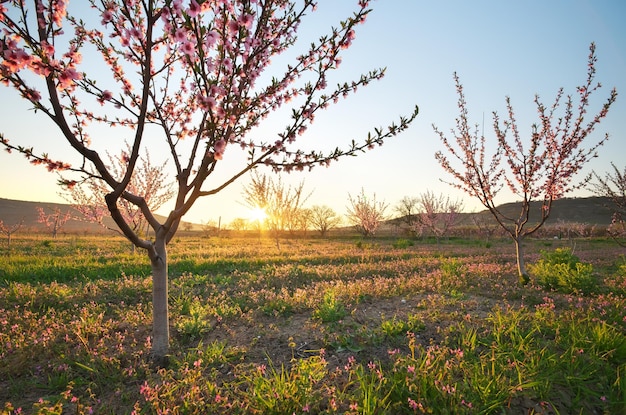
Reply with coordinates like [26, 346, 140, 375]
[1, 234, 625, 414]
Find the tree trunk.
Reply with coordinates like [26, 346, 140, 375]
[514, 237, 530, 285]
[149, 234, 170, 363]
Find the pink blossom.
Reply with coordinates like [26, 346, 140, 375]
[24, 88, 42, 102]
[206, 30, 219, 47]
[181, 41, 195, 56]
[187, 0, 201, 18]
[239, 13, 254, 29]
[408, 398, 420, 411]
[227, 20, 239, 34]
[214, 139, 226, 153]
[97, 90, 113, 105]
[173, 27, 187, 43]
[101, 10, 113, 25]
[57, 67, 82, 90]
[199, 95, 216, 110]
[41, 41, 55, 57]
[160, 6, 171, 23]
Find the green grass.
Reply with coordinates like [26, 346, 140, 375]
[1, 234, 625, 414]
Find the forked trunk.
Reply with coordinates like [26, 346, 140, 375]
[149, 235, 169, 363]
[514, 237, 530, 285]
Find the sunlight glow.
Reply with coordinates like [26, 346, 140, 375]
[248, 207, 267, 222]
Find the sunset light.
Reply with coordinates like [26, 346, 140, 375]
[248, 206, 267, 223]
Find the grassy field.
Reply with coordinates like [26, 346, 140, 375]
[1, 234, 625, 414]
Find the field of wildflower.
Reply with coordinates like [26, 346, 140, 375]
[1, 233, 625, 414]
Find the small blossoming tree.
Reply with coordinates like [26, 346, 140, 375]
[591, 162, 626, 246]
[415, 190, 463, 242]
[346, 188, 388, 237]
[0, 218, 23, 249]
[37, 206, 72, 238]
[241, 171, 310, 248]
[0, 0, 418, 360]
[434, 43, 617, 284]
[63, 142, 174, 240]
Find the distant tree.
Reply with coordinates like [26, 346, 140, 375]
[0, 218, 23, 249]
[229, 218, 249, 232]
[434, 43, 617, 284]
[415, 190, 464, 242]
[201, 219, 219, 237]
[394, 196, 420, 235]
[310, 205, 342, 237]
[37, 207, 72, 238]
[288, 207, 312, 235]
[0, 0, 418, 360]
[242, 172, 310, 246]
[591, 162, 626, 246]
[570, 222, 596, 239]
[469, 212, 501, 242]
[64, 143, 174, 238]
[346, 188, 388, 237]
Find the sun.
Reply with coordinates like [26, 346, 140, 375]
[248, 206, 267, 222]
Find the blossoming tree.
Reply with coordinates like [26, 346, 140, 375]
[346, 188, 388, 237]
[64, 142, 174, 241]
[434, 43, 616, 284]
[591, 162, 626, 246]
[0, 218, 23, 249]
[415, 190, 463, 242]
[241, 171, 310, 247]
[0, 0, 418, 360]
[37, 206, 72, 238]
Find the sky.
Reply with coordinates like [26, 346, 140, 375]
[1, 0, 625, 226]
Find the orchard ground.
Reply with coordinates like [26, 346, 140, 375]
[1, 233, 625, 414]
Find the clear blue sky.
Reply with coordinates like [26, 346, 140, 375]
[1, 1, 625, 225]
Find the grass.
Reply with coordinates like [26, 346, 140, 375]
[1, 234, 625, 414]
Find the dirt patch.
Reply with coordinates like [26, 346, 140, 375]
[196, 290, 511, 371]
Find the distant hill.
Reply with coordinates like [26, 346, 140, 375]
[0, 196, 615, 235]
[466, 196, 614, 226]
[0, 198, 198, 235]
[0, 198, 105, 234]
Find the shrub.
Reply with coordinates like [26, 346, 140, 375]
[529, 248, 596, 294]
[380, 313, 425, 338]
[392, 238, 414, 249]
[312, 291, 346, 323]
